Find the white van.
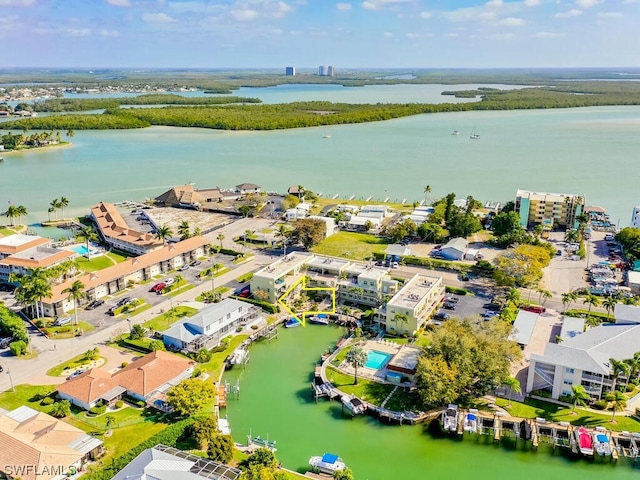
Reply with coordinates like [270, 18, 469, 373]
[54, 317, 72, 326]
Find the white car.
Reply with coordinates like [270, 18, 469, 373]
[163, 278, 175, 286]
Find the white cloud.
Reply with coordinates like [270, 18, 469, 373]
[523, 0, 541, 6]
[266, 1, 293, 18]
[383, 31, 393, 37]
[67, 28, 91, 36]
[554, 9, 582, 18]
[336, 2, 352, 10]
[496, 16, 525, 26]
[535, 31, 564, 37]
[229, 9, 259, 21]
[597, 11, 622, 17]
[100, 29, 119, 37]
[0, 0, 35, 6]
[576, 0, 601, 8]
[485, 0, 503, 7]
[447, 33, 458, 37]
[419, 11, 432, 19]
[142, 12, 177, 23]
[362, 0, 412, 10]
[488, 32, 514, 40]
[406, 32, 420, 38]
[106, 0, 130, 6]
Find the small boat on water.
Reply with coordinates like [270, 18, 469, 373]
[309, 453, 346, 475]
[451, 129, 461, 135]
[285, 317, 301, 328]
[442, 404, 458, 433]
[323, 132, 331, 139]
[593, 428, 612, 456]
[574, 426, 594, 456]
[309, 314, 329, 325]
[463, 410, 478, 433]
[228, 347, 248, 365]
[470, 125, 480, 139]
[342, 394, 366, 415]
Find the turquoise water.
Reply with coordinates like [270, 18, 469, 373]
[72, 245, 90, 255]
[365, 350, 392, 369]
[224, 325, 638, 480]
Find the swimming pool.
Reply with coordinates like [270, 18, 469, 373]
[365, 350, 393, 370]
[72, 245, 92, 255]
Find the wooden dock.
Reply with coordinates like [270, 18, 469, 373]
[217, 384, 227, 407]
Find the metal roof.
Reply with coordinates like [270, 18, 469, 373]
[509, 310, 539, 346]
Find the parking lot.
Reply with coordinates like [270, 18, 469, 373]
[432, 290, 494, 324]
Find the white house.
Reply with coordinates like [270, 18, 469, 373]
[439, 237, 469, 261]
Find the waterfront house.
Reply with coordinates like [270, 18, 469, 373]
[235, 183, 261, 195]
[0, 234, 76, 283]
[346, 215, 381, 232]
[111, 444, 241, 480]
[90, 202, 164, 255]
[526, 306, 640, 401]
[41, 236, 209, 316]
[0, 406, 104, 480]
[383, 273, 445, 334]
[161, 299, 262, 353]
[57, 351, 194, 411]
[515, 190, 585, 230]
[154, 184, 223, 210]
[439, 237, 468, 261]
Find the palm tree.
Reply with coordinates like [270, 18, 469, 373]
[602, 296, 618, 321]
[503, 376, 521, 407]
[393, 312, 409, 332]
[276, 224, 289, 255]
[174, 274, 183, 291]
[155, 225, 173, 245]
[15, 205, 27, 225]
[423, 185, 432, 204]
[66, 129, 74, 141]
[78, 225, 97, 257]
[625, 352, 640, 384]
[565, 229, 580, 243]
[193, 226, 202, 237]
[5, 205, 18, 226]
[216, 233, 225, 250]
[505, 287, 520, 307]
[609, 358, 629, 394]
[47, 206, 55, 222]
[62, 280, 86, 330]
[178, 220, 191, 240]
[345, 345, 368, 385]
[582, 293, 600, 319]
[570, 385, 590, 412]
[537, 288, 552, 307]
[561, 290, 578, 313]
[606, 390, 627, 421]
[296, 184, 305, 200]
[58, 197, 69, 219]
[104, 414, 116, 435]
[50, 198, 60, 220]
[242, 229, 253, 253]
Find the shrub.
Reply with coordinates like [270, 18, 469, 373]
[210, 345, 226, 353]
[115, 400, 124, 409]
[627, 384, 636, 393]
[445, 286, 471, 296]
[592, 399, 607, 410]
[193, 348, 213, 363]
[530, 389, 552, 398]
[235, 326, 243, 333]
[41, 397, 54, 406]
[9, 340, 27, 356]
[231, 295, 279, 314]
[121, 362, 129, 368]
[89, 404, 107, 415]
[251, 325, 259, 330]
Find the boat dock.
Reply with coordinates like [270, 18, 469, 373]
[217, 384, 227, 407]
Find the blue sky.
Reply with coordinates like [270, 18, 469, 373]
[2, 0, 639, 68]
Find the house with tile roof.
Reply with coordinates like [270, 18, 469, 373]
[57, 351, 195, 412]
[90, 202, 164, 255]
[40, 236, 209, 317]
[0, 406, 103, 480]
[154, 184, 223, 211]
[235, 183, 261, 195]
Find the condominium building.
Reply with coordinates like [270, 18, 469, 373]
[250, 252, 313, 303]
[318, 65, 328, 76]
[285, 66, 296, 76]
[631, 205, 640, 228]
[514, 190, 585, 229]
[0, 234, 76, 282]
[383, 274, 445, 335]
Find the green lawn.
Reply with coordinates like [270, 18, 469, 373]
[143, 306, 198, 332]
[0, 226, 18, 237]
[310, 197, 411, 216]
[195, 287, 230, 302]
[0, 385, 56, 412]
[76, 254, 117, 272]
[495, 397, 640, 432]
[200, 334, 250, 382]
[107, 251, 131, 263]
[325, 366, 395, 406]
[165, 283, 195, 298]
[236, 272, 254, 283]
[44, 321, 95, 339]
[47, 353, 106, 377]
[313, 231, 388, 260]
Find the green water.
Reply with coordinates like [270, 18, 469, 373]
[224, 325, 638, 480]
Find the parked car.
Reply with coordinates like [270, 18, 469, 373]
[116, 297, 132, 307]
[85, 299, 105, 310]
[0, 364, 3, 372]
[54, 317, 72, 327]
[151, 282, 167, 293]
[0, 337, 14, 349]
[66, 369, 87, 380]
[445, 296, 459, 303]
[190, 260, 202, 267]
[163, 278, 175, 286]
[483, 303, 502, 312]
[179, 264, 190, 271]
[482, 311, 499, 319]
[442, 302, 456, 310]
[522, 305, 546, 314]
[434, 312, 449, 321]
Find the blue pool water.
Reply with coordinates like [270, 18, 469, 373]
[365, 350, 393, 369]
[72, 245, 91, 255]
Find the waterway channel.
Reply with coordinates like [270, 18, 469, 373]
[223, 325, 638, 480]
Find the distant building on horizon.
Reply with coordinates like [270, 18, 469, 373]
[327, 65, 335, 76]
[631, 205, 640, 228]
[318, 65, 335, 77]
[285, 66, 296, 76]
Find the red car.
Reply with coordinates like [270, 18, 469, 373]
[522, 305, 546, 314]
[151, 282, 166, 293]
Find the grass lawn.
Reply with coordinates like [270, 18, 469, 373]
[45, 321, 95, 339]
[233, 255, 253, 264]
[310, 197, 411, 216]
[0, 226, 18, 237]
[47, 353, 105, 377]
[143, 306, 198, 332]
[195, 287, 230, 302]
[165, 283, 195, 298]
[0, 385, 56, 412]
[495, 397, 640, 432]
[76, 255, 117, 272]
[236, 272, 254, 283]
[313, 232, 388, 261]
[200, 334, 250, 382]
[325, 366, 395, 406]
[107, 251, 131, 263]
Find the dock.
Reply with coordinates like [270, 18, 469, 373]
[217, 384, 227, 407]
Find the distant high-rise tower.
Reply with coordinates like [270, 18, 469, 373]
[318, 65, 328, 76]
[327, 66, 335, 77]
[632, 205, 640, 228]
[285, 66, 296, 76]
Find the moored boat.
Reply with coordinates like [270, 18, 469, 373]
[593, 427, 612, 456]
[342, 394, 366, 415]
[309, 314, 329, 325]
[309, 453, 346, 474]
[574, 426, 594, 456]
[442, 404, 458, 433]
[463, 409, 478, 433]
[285, 317, 301, 328]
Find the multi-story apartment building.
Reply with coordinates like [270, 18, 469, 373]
[0, 234, 76, 283]
[383, 274, 445, 335]
[285, 66, 296, 76]
[250, 252, 312, 303]
[514, 190, 585, 229]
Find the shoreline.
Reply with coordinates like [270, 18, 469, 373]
[1, 142, 73, 156]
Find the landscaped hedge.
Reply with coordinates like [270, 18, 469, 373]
[119, 338, 152, 353]
[230, 295, 280, 314]
[445, 286, 471, 296]
[80, 417, 195, 480]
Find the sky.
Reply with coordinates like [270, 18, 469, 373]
[2, 0, 639, 69]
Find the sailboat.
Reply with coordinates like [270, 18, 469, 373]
[323, 132, 331, 139]
[451, 128, 461, 135]
[470, 126, 480, 140]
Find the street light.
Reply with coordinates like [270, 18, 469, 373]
[6, 369, 14, 392]
[126, 318, 132, 333]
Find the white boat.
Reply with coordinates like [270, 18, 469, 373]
[593, 428, 612, 456]
[309, 453, 346, 475]
[451, 129, 461, 135]
[442, 404, 458, 433]
[309, 314, 329, 325]
[229, 347, 248, 365]
[342, 395, 366, 415]
[285, 317, 301, 328]
[463, 409, 478, 433]
[218, 417, 231, 435]
[470, 125, 480, 139]
[323, 132, 331, 139]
